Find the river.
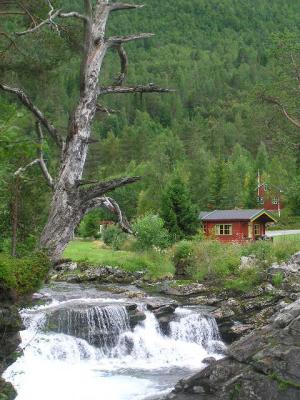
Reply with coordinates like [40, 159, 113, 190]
[3, 282, 225, 400]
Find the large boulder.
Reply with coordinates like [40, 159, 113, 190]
[163, 299, 300, 400]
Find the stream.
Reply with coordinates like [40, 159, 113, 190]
[3, 283, 225, 400]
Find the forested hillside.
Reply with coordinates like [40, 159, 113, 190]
[1, 0, 300, 252]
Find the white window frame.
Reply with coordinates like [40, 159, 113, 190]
[215, 224, 232, 236]
[272, 197, 279, 205]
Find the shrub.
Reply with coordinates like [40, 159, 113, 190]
[172, 240, 195, 276]
[0, 252, 50, 296]
[102, 225, 127, 250]
[189, 241, 240, 281]
[133, 213, 170, 251]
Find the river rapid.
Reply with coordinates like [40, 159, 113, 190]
[3, 283, 225, 400]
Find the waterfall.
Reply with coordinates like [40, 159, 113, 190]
[3, 290, 225, 400]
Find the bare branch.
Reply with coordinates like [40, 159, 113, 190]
[15, 9, 61, 36]
[15, 7, 87, 36]
[14, 159, 40, 177]
[96, 103, 118, 115]
[84, 196, 132, 233]
[114, 45, 128, 86]
[106, 33, 154, 47]
[99, 84, 174, 96]
[81, 176, 141, 201]
[36, 122, 54, 188]
[0, 83, 62, 147]
[58, 12, 89, 21]
[263, 95, 300, 130]
[109, 3, 144, 12]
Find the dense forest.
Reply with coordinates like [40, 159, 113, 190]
[1, 0, 300, 253]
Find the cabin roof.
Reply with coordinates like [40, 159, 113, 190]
[199, 209, 276, 222]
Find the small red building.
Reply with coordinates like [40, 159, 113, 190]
[256, 183, 283, 215]
[200, 209, 276, 243]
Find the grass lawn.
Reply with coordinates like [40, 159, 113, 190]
[64, 239, 174, 279]
[273, 234, 300, 242]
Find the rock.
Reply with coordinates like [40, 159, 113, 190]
[0, 288, 23, 400]
[189, 296, 221, 306]
[161, 283, 209, 296]
[202, 357, 217, 365]
[239, 255, 257, 270]
[162, 299, 300, 400]
[51, 265, 146, 285]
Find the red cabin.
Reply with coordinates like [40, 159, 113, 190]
[200, 209, 276, 243]
[256, 180, 283, 216]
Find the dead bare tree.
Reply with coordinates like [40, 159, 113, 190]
[0, 0, 172, 261]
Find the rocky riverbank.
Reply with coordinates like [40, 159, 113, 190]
[162, 298, 300, 400]
[0, 285, 23, 400]
[51, 253, 300, 343]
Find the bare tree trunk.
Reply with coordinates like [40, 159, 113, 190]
[1, 1, 171, 261]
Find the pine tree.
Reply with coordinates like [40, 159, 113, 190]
[161, 176, 198, 241]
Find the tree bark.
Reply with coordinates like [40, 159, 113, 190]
[1, 0, 171, 261]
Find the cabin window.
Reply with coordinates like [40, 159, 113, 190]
[272, 197, 279, 205]
[254, 224, 260, 236]
[257, 196, 264, 204]
[215, 224, 232, 236]
[264, 184, 268, 191]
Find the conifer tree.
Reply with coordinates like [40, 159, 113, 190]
[161, 176, 198, 241]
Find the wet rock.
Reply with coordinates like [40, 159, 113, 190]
[0, 287, 23, 400]
[162, 299, 300, 400]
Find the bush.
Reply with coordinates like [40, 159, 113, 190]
[102, 225, 127, 250]
[172, 240, 195, 276]
[133, 213, 170, 251]
[189, 241, 241, 281]
[0, 252, 50, 296]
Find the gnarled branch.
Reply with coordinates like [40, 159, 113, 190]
[106, 33, 154, 47]
[84, 196, 132, 233]
[80, 176, 141, 201]
[0, 83, 63, 147]
[263, 95, 300, 130]
[99, 84, 174, 96]
[109, 3, 144, 12]
[114, 45, 128, 86]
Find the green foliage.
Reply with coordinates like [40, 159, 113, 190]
[0, 252, 50, 295]
[102, 225, 127, 250]
[132, 213, 170, 250]
[189, 241, 241, 280]
[2, 0, 300, 253]
[172, 240, 195, 276]
[272, 272, 284, 288]
[161, 176, 198, 241]
[64, 240, 174, 279]
[224, 268, 263, 293]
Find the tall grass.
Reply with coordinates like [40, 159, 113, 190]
[64, 240, 174, 279]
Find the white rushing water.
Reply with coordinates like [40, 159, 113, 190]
[3, 291, 225, 400]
